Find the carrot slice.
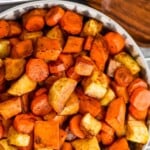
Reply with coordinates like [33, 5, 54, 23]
[114, 66, 133, 87]
[128, 77, 148, 96]
[35, 88, 47, 97]
[129, 104, 147, 120]
[61, 142, 73, 150]
[46, 6, 65, 26]
[0, 122, 4, 139]
[13, 114, 36, 134]
[104, 32, 125, 55]
[60, 10, 83, 34]
[59, 129, 67, 148]
[69, 115, 85, 139]
[129, 87, 150, 110]
[84, 36, 94, 51]
[26, 58, 49, 82]
[0, 20, 9, 38]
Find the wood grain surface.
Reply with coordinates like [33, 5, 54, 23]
[85, 0, 150, 47]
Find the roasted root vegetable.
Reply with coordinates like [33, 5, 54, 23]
[0, 139, 17, 150]
[0, 20, 9, 38]
[0, 40, 10, 58]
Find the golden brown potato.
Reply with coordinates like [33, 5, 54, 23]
[60, 92, 79, 115]
[4, 58, 26, 80]
[114, 52, 140, 75]
[0, 40, 10, 59]
[8, 74, 37, 96]
[81, 19, 102, 36]
[0, 139, 17, 150]
[72, 136, 100, 150]
[48, 77, 77, 113]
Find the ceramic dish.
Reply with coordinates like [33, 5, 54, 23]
[0, 0, 149, 149]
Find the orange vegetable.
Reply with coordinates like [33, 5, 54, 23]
[13, 39, 33, 58]
[66, 67, 81, 81]
[69, 114, 85, 139]
[129, 87, 150, 110]
[13, 114, 36, 134]
[0, 67, 5, 85]
[0, 20, 9, 38]
[31, 94, 52, 116]
[104, 32, 125, 55]
[59, 54, 74, 70]
[111, 81, 129, 103]
[0, 97, 22, 120]
[9, 37, 20, 46]
[0, 122, 4, 139]
[90, 35, 109, 71]
[63, 36, 84, 53]
[105, 97, 126, 137]
[75, 56, 94, 76]
[59, 129, 67, 148]
[46, 6, 65, 26]
[128, 77, 148, 96]
[61, 142, 73, 150]
[8, 21, 22, 37]
[49, 60, 65, 74]
[35, 37, 62, 61]
[34, 120, 59, 149]
[108, 138, 130, 150]
[26, 58, 49, 82]
[35, 88, 47, 97]
[114, 66, 133, 87]
[60, 10, 83, 34]
[84, 36, 94, 51]
[21, 93, 30, 113]
[129, 104, 147, 120]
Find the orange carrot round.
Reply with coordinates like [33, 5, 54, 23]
[114, 66, 133, 87]
[13, 114, 36, 134]
[61, 142, 73, 150]
[35, 88, 47, 97]
[0, 123, 4, 139]
[104, 32, 125, 55]
[46, 6, 65, 26]
[26, 58, 49, 82]
[0, 20, 9, 38]
[69, 115, 85, 139]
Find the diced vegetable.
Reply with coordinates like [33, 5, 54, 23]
[0, 40, 10, 58]
[0, 20, 9, 38]
[0, 139, 17, 150]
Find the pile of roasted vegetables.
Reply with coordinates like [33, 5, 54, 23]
[0, 5, 149, 150]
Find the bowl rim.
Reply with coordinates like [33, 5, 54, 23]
[0, 0, 149, 149]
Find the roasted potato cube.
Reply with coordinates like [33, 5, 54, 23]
[0, 139, 17, 150]
[46, 25, 64, 46]
[100, 88, 116, 106]
[60, 92, 79, 115]
[8, 74, 37, 96]
[126, 115, 149, 144]
[81, 19, 102, 36]
[72, 136, 100, 150]
[0, 40, 10, 59]
[49, 77, 77, 113]
[82, 71, 109, 99]
[81, 113, 102, 136]
[8, 126, 30, 147]
[114, 52, 140, 75]
[4, 58, 26, 80]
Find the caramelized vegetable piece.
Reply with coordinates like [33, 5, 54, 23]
[35, 37, 62, 61]
[0, 139, 17, 150]
[4, 58, 26, 80]
[8, 21, 22, 37]
[0, 122, 4, 139]
[63, 36, 84, 53]
[0, 40, 10, 59]
[69, 114, 85, 139]
[8, 74, 37, 96]
[34, 120, 59, 149]
[104, 32, 125, 55]
[31, 94, 52, 116]
[13, 114, 36, 134]
[129, 87, 150, 110]
[0, 67, 5, 85]
[84, 36, 94, 51]
[0, 97, 22, 120]
[108, 138, 130, 150]
[60, 10, 83, 34]
[49, 77, 77, 113]
[105, 97, 126, 137]
[0, 20, 9, 38]
[46, 6, 65, 26]
[129, 104, 147, 120]
[13, 39, 33, 58]
[90, 34, 109, 71]
[35, 88, 47, 97]
[75, 56, 94, 76]
[114, 66, 133, 87]
[26, 58, 49, 82]
[61, 142, 73, 150]
[59, 129, 67, 148]
[127, 78, 148, 96]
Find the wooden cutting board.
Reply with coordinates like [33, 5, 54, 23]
[85, 0, 150, 47]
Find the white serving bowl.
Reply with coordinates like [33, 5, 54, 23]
[0, 0, 149, 149]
